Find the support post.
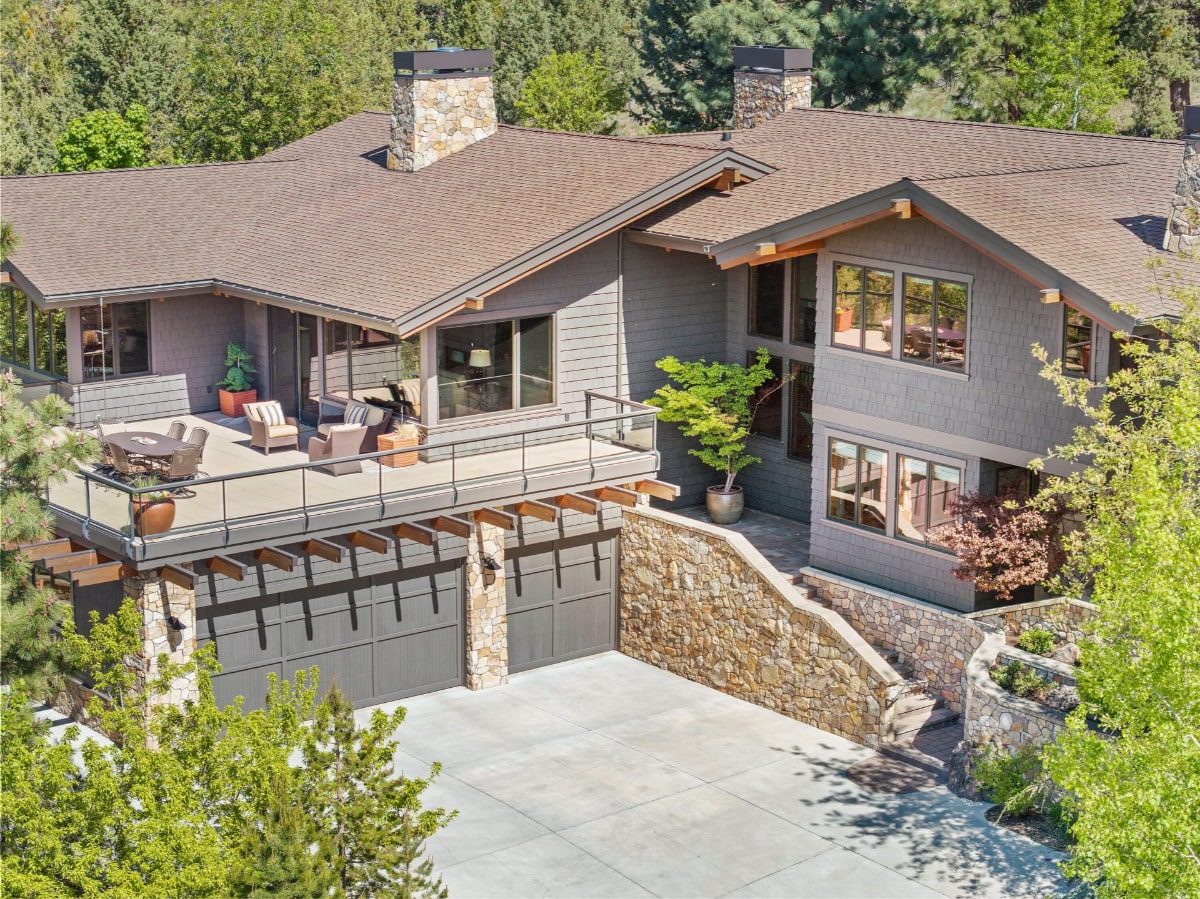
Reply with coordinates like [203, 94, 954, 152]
[464, 517, 508, 690]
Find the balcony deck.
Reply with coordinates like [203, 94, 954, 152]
[49, 398, 658, 565]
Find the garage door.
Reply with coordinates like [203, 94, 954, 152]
[197, 561, 462, 711]
[506, 533, 618, 673]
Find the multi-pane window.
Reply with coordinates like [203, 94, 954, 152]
[748, 261, 785, 340]
[80, 301, 150, 380]
[437, 315, 554, 420]
[828, 439, 888, 532]
[995, 464, 1038, 501]
[1063, 307, 1093, 377]
[833, 264, 893, 355]
[900, 275, 968, 370]
[897, 455, 961, 548]
[1, 288, 69, 379]
[789, 255, 817, 345]
[748, 352, 783, 438]
[788, 361, 814, 460]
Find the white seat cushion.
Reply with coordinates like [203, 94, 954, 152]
[266, 423, 299, 438]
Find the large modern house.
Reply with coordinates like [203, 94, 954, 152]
[3, 47, 1197, 720]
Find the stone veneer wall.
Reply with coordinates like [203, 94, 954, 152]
[125, 573, 199, 712]
[389, 74, 497, 172]
[620, 507, 898, 749]
[965, 632, 1068, 747]
[969, 597, 1097, 645]
[1166, 134, 1200, 254]
[465, 518, 509, 689]
[732, 70, 812, 129]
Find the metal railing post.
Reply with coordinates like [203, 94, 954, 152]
[221, 480, 229, 544]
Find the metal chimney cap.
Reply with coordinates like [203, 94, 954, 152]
[733, 46, 813, 73]
[1184, 105, 1200, 138]
[394, 48, 494, 78]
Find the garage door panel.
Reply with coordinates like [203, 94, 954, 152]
[375, 626, 461, 698]
[282, 584, 371, 617]
[199, 621, 281, 667]
[556, 539, 612, 565]
[282, 604, 373, 656]
[557, 558, 610, 597]
[506, 557, 555, 611]
[508, 605, 555, 671]
[376, 567, 460, 600]
[556, 593, 615, 656]
[196, 596, 280, 630]
[289, 643, 375, 703]
[207, 661, 283, 713]
[374, 586, 459, 638]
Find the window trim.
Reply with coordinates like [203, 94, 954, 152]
[899, 273, 969, 372]
[827, 437, 890, 534]
[831, 262, 895, 356]
[79, 299, 152, 382]
[896, 454, 961, 549]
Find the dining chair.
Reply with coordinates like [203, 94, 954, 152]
[187, 427, 210, 462]
[159, 444, 202, 483]
[166, 420, 186, 441]
[110, 443, 151, 480]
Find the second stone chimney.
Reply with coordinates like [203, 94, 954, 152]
[388, 48, 497, 173]
[1164, 105, 1200, 255]
[732, 46, 813, 130]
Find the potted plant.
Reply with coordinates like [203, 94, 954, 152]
[378, 419, 420, 468]
[130, 475, 175, 536]
[649, 348, 789, 524]
[834, 306, 853, 332]
[217, 342, 257, 417]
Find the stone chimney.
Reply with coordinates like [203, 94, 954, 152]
[388, 48, 497, 173]
[732, 46, 813, 130]
[1164, 105, 1200, 254]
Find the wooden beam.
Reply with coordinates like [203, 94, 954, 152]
[463, 297, 485, 311]
[348, 530, 390, 555]
[474, 508, 517, 530]
[161, 564, 197, 591]
[755, 241, 776, 256]
[254, 546, 298, 573]
[44, 550, 99, 574]
[430, 515, 472, 539]
[71, 561, 132, 587]
[1040, 288, 1062, 305]
[746, 241, 824, 267]
[207, 555, 247, 581]
[722, 207, 900, 270]
[720, 238, 827, 271]
[0, 272, 10, 285]
[514, 500, 557, 522]
[16, 538, 74, 561]
[632, 479, 681, 501]
[302, 538, 343, 563]
[555, 493, 599, 515]
[393, 522, 436, 546]
[594, 486, 639, 508]
[710, 166, 743, 192]
[891, 198, 912, 219]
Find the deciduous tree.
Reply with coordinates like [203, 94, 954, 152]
[55, 102, 149, 170]
[514, 50, 622, 131]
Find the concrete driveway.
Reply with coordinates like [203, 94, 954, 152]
[369, 652, 1066, 899]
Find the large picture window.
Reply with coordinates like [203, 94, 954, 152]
[321, 321, 419, 402]
[900, 275, 967, 370]
[833, 264, 893, 355]
[828, 439, 888, 532]
[437, 315, 553, 420]
[788, 361, 814, 461]
[748, 261, 785, 340]
[1062, 307, 1093, 378]
[80, 300, 150, 380]
[897, 455, 960, 548]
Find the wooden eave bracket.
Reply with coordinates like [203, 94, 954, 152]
[593, 486, 639, 508]
[15, 538, 74, 561]
[255, 546, 299, 572]
[393, 522, 436, 546]
[430, 515, 472, 539]
[710, 166, 745, 192]
[304, 538, 344, 564]
[514, 500, 557, 522]
[891, 198, 912, 219]
[71, 561, 135, 586]
[721, 239, 824, 271]
[348, 530, 390, 555]
[207, 555, 248, 581]
[629, 479, 681, 501]
[474, 508, 517, 530]
[44, 550, 99, 574]
[463, 297, 484, 311]
[161, 564, 197, 591]
[555, 493, 599, 515]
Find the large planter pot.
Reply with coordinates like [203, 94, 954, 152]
[219, 388, 257, 417]
[834, 309, 853, 332]
[133, 496, 175, 536]
[377, 432, 419, 468]
[706, 486, 745, 524]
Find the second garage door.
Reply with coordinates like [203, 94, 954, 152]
[506, 533, 618, 673]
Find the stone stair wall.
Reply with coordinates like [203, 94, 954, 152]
[619, 507, 903, 749]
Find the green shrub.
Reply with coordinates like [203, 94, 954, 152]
[1016, 628, 1056, 655]
[1012, 667, 1054, 701]
[991, 660, 1023, 690]
[975, 744, 1046, 817]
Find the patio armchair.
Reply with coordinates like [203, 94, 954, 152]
[158, 444, 203, 483]
[186, 427, 210, 462]
[166, 420, 187, 441]
[244, 402, 300, 455]
[307, 424, 366, 476]
[94, 418, 124, 468]
[110, 443, 151, 480]
[317, 398, 391, 453]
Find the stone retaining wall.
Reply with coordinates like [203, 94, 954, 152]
[620, 508, 898, 749]
[995, 647, 1077, 689]
[969, 597, 1097, 645]
[965, 632, 1069, 747]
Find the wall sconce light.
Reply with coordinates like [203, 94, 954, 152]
[482, 554, 502, 572]
[166, 615, 186, 632]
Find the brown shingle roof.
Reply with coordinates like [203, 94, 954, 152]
[638, 108, 1194, 320]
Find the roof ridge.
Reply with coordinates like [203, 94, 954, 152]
[911, 160, 1129, 182]
[496, 124, 718, 152]
[1, 156, 297, 180]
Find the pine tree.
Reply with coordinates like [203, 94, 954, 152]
[0, 224, 98, 694]
[1121, 0, 1200, 137]
[300, 684, 456, 899]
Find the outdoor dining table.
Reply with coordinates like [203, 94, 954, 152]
[103, 431, 190, 460]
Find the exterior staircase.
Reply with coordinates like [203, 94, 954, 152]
[871, 643, 962, 774]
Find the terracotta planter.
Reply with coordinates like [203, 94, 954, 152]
[706, 486, 744, 524]
[219, 388, 257, 417]
[378, 433, 419, 468]
[834, 309, 853, 332]
[133, 496, 175, 536]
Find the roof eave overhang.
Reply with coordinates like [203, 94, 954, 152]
[710, 180, 1139, 333]
[390, 149, 775, 336]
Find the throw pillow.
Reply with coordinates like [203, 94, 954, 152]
[260, 402, 286, 426]
[345, 403, 369, 426]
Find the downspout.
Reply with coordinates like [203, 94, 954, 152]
[616, 231, 625, 399]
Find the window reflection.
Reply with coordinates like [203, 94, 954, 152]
[897, 455, 960, 547]
[748, 261, 785, 340]
[833, 264, 893, 355]
[828, 439, 888, 532]
[437, 315, 553, 420]
[80, 301, 150, 380]
[901, 275, 967, 370]
[1063, 308, 1093, 377]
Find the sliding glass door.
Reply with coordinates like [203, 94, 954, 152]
[269, 307, 320, 425]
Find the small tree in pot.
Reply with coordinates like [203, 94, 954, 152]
[649, 348, 788, 524]
[217, 342, 257, 417]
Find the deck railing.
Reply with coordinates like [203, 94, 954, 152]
[57, 392, 659, 558]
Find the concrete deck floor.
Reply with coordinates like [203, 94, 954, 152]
[370, 653, 1067, 899]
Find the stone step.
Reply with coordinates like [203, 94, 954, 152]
[869, 643, 900, 664]
[893, 692, 942, 717]
[892, 661, 914, 679]
[891, 705, 960, 740]
[878, 737, 952, 776]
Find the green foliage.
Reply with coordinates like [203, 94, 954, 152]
[300, 682, 456, 898]
[1016, 628, 1056, 655]
[218, 341, 256, 392]
[975, 743, 1048, 817]
[991, 659, 1053, 699]
[1120, 0, 1199, 137]
[649, 347, 785, 492]
[1010, 0, 1130, 132]
[55, 102, 149, 170]
[1035, 282, 1200, 898]
[991, 659, 1023, 690]
[514, 50, 622, 132]
[0, 369, 97, 695]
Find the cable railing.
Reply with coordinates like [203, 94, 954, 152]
[56, 392, 659, 557]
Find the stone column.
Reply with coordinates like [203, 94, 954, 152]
[732, 70, 812, 130]
[124, 571, 198, 711]
[1165, 128, 1200, 254]
[464, 518, 508, 689]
